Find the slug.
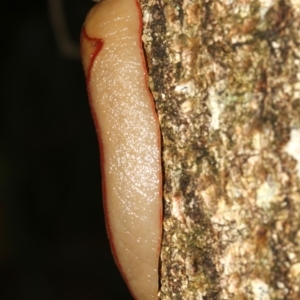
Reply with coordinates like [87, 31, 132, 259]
[80, 0, 162, 299]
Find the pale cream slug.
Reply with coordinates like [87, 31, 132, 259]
[80, 0, 162, 299]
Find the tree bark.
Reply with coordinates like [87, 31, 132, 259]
[140, 0, 300, 299]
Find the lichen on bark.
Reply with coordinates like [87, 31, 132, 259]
[140, 0, 300, 299]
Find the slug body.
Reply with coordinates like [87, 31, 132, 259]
[81, 0, 162, 299]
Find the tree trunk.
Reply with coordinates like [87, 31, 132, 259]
[140, 0, 300, 298]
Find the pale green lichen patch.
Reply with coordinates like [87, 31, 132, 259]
[284, 128, 300, 178]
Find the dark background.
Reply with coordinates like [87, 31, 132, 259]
[0, 0, 133, 299]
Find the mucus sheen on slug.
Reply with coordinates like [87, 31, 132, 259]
[80, 0, 162, 299]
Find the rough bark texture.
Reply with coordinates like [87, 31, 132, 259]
[140, 0, 300, 299]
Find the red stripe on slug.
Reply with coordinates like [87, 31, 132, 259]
[80, 28, 112, 252]
[80, 28, 104, 83]
[81, 27, 128, 295]
[80, 27, 112, 252]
